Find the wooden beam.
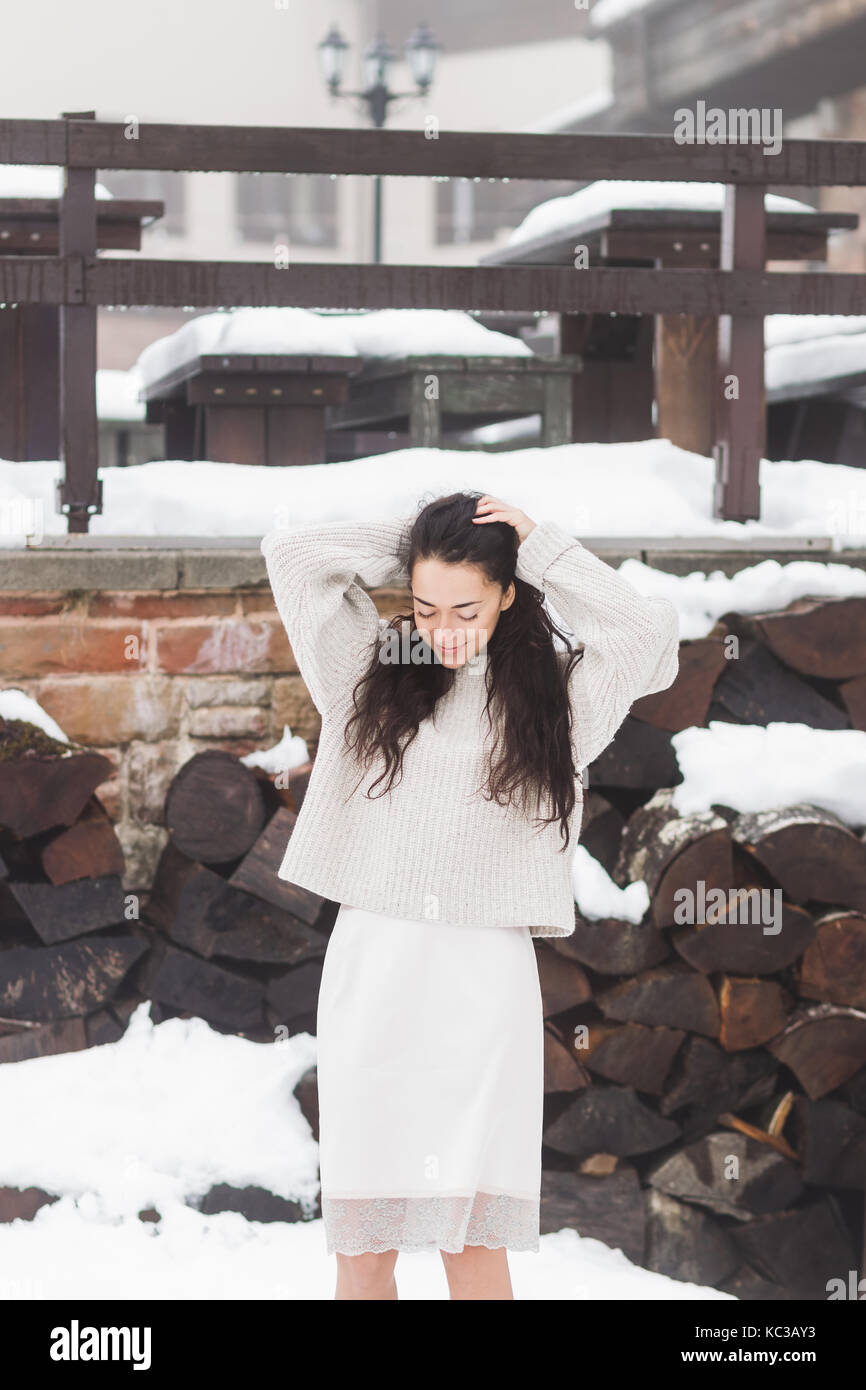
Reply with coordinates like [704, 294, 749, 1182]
[63, 123, 866, 185]
[0, 220, 151, 254]
[601, 230, 829, 264]
[86, 259, 866, 316]
[4, 118, 866, 185]
[0, 257, 81, 303]
[0, 118, 67, 165]
[0, 198, 164, 254]
[0, 197, 164, 220]
[5, 255, 866, 316]
[714, 186, 767, 522]
[57, 112, 100, 535]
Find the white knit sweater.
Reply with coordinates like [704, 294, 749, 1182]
[260, 516, 680, 937]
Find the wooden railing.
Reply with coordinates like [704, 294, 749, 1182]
[2, 112, 866, 530]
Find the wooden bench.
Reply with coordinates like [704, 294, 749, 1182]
[482, 203, 859, 456]
[142, 351, 362, 466]
[325, 352, 582, 456]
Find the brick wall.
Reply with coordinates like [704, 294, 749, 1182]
[0, 579, 407, 891]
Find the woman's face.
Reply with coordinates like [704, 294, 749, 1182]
[410, 556, 515, 668]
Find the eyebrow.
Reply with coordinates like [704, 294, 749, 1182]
[411, 594, 480, 609]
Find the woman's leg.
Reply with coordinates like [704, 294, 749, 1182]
[440, 1245, 514, 1300]
[335, 1249, 400, 1300]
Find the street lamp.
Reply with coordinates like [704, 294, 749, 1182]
[405, 21, 439, 95]
[318, 25, 349, 94]
[363, 34, 396, 98]
[318, 21, 441, 262]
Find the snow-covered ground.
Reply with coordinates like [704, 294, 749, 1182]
[0, 1003, 733, 1301]
[3, 441, 866, 552]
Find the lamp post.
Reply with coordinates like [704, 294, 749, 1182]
[318, 21, 441, 263]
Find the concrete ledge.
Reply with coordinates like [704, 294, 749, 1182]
[16, 533, 842, 550]
[0, 538, 863, 590]
[0, 548, 270, 591]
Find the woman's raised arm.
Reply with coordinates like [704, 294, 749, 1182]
[261, 516, 412, 716]
[515, 519, 680, 772]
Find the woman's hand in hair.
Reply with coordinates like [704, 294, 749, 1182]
[471, 496, 536, 545]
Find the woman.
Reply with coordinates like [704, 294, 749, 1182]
[260, 490, 680, 1300]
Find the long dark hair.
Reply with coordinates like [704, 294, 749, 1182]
[343, 490, 585, 848]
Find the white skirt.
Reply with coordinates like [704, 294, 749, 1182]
[315, 903, 545, 1256]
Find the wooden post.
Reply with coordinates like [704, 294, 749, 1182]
[541, 372, 572, 446]
[0, 307, 60, 461]
[409, 371, 442, 447]
[561, 312, 654, 444]
[713, 185, 766, 521]
[655, 313, 717, 456]
[58, 110, 100, 533]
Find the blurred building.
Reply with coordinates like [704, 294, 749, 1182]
[1, 0, 864, 369]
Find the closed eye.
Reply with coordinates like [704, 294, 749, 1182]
[417, 610, 479, 622]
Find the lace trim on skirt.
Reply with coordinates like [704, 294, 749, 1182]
[322, 1190, 540, 1255]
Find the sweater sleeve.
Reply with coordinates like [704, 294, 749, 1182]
[260, 517, 412, 717]
[515, 519, 680, 772]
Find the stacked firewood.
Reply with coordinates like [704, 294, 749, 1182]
[537, 594, 866, 1301]
[139, 749, 334, 1038]
[0, 718, 147, 1063]
[0, 723, 332, 1059]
